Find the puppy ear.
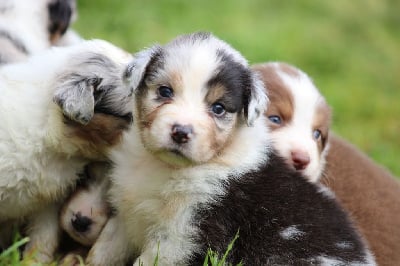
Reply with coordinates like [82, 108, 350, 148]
[53, 76, 102, 125]
[123, 45, 161, 92]
[245, 72, 269, 126]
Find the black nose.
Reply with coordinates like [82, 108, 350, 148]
[71, 212, 92, 233]
[171, 124, 193, 144]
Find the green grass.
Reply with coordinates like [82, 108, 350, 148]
[74, 0, 400, 176]
[0, 233, 239, 266]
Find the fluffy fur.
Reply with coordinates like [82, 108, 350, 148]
[86, 32, 374, 265]
[0, 39, 152, 262]
[0, 0, 78, 64]
[322, 135, 400, 266]
[253, 62, 331, 182]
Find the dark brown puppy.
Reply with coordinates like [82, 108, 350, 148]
[322, 134, 400, 266]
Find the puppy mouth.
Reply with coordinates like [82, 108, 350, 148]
[154, 148, 194, 167]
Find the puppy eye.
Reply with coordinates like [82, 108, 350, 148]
[268, 115, 282, 125]
[158, 86, 174, 98]
[211, 103, 225, 116]
[313, 129, 322, 140]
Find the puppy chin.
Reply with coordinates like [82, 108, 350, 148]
[154, 149, 194, 168]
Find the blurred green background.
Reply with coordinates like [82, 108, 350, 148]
[74, 0, 399, 176]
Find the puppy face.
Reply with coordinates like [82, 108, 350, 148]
[253, 63, 331, 182]
[135, 32, 267, 167]
[60, 162, 111, 246]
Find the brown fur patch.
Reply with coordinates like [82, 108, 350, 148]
[65, 113, 130, 157]
[206, 84, 226, 105]
[322, 134, 400, 265]
[278, 63, 301, 78]
[252, 63, 294, 129]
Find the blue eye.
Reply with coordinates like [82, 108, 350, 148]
[211, 103, 225, 116]
[313, 129, 322, 140]
[158, 86, 174, 98]
[268, 115, 282, 125]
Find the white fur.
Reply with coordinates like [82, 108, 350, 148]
[86, 33, 270, 266]
[0, 0, 51, 55]
[0, 39, 133, 261]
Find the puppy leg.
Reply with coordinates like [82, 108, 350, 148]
[23, 203, 61, 263]
[86, 215, 131, 266]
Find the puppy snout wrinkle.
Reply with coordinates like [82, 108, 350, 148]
[171, 124, 193, 144]
[291, 150, 310, 170]
[71, 212, 92, 233]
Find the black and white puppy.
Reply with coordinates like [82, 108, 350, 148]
[0, 0, 78, 64]
[0, 40, 150, 262]
[86, 32, 375, 265]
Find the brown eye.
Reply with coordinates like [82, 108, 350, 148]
[158, 86, 174, 98]
[313, 129, 322, 140]
[211, 103, 225, 116]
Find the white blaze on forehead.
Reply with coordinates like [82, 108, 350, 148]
[276, 68, 322, 130]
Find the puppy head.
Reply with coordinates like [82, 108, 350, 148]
[133, 32, 267, 167]
[253, 62, 331, 182]
[60, 162, 111, 246]
[53, 40, 153, 155]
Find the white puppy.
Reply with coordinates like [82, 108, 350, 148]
[0, 39, 150, 262]
[0, 0, 78, 64]
[87, 33, 374, 266]
[253, 62, 331, 182]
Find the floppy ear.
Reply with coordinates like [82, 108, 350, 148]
[123, 45, 161, 92]
[245, 72, 269, 126]
[53, 76, 102, 125]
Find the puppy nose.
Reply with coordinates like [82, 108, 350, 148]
[71, 212, 92, 233]
[171, 124, 193, 144]
[291, 150, 310, 170]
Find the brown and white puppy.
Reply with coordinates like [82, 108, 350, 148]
[0, 0, 78, 64]
[254, 62, 399, 265]
[0, 40, 151, 262]
[253, 62, 331, 182]
[86, 32, 374, 266]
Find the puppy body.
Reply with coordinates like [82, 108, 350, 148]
[253, 62, 331, 182]
[87, 33, 374, 266]
[0, 39, 140, 261]
[323, 135, 400, 266]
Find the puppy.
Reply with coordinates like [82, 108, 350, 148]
[253, 62, 400, 265]
[86, 32, 375, 265]
[253, 62, 331, 182]
[60, 162, 111, 247]
[0, 0, 77, 64]
[0, 39, 150, 262]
